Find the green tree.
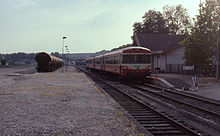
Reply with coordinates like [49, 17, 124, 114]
[133, 22, 143, 34]
[142, 10, 168, 34]
[181, 0, 220, 74]
[132, 10, 168, 35]
[132, 5, 191, 35]
[163, 5, 191, 34]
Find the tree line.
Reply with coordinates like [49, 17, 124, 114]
[133, 4, 191, 35]
[180, 0, 220, 75]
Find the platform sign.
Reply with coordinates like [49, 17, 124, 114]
[183, 66, 194, 71]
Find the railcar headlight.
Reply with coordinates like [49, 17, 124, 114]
[122, 66, 130, 70]
[146, 65, 151, 70]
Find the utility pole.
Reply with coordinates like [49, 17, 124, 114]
[217, 30, 219, 80]
[216, 4, 220, 80]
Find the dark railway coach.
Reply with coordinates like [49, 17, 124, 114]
[35, 52, 63, 72]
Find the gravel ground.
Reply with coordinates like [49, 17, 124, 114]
[0, 66, 150, 135]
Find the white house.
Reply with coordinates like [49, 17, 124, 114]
[133, 33, 185, 73]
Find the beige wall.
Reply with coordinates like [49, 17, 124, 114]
[152, 46, 184, 72]
[167, 46, 184, 64]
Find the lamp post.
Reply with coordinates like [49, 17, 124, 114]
[62, 37, 67, 57]
[65, 45, 68, 61]
[62, 37, 67, 72]
[65, 45, 68, 62]
[64, 45, 69, 72]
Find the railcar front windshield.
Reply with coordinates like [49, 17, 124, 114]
[122, 54, 151, 64]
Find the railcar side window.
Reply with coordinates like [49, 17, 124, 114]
[87, 60, 93, 63]
[122, 54, 150, 64]
[95, 58, 101, 64]
[114, 56, 119, 64]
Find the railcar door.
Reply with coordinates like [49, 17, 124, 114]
[119, 54, 122, 75]
[101, 55, 104, 71]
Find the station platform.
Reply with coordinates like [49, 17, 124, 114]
[0, 66, 151, 135]
[153, 73, 220, 101]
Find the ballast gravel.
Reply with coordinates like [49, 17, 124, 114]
[0, 66, 149, 135]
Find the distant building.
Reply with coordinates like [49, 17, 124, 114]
[133, 33, 185, 73]
[67, 50, 109, 61]
[14, 60, 26, 65]
[67, 53, 95, 60]
[1, 55, 6, 65]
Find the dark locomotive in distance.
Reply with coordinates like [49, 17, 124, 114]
[86, 47, 152, 79]
[35, 52, 63, 72]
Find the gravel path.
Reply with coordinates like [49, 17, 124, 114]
[0, 66, 149, 135]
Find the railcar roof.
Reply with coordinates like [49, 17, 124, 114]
[86, 47, 151, 60]
[35, 52, 50, 60]
[104, 46, 151, 56]
[35, 52, 63, 62]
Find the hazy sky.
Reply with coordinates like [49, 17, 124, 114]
[0, 0, 203, 54]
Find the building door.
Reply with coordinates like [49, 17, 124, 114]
[156, 55, 160, 71]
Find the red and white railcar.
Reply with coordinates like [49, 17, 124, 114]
[86, 47, 151, 79]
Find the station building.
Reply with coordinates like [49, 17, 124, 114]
[133, 33, 185, 73]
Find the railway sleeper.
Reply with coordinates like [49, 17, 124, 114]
[135, 117, 162, 121]
[123, 107, 145, 110]
[122, 105, 142, 108]
[137, 118, 165, 122]
[147, 126, 176, 131]
[151, 130, 186, 136]
[127, 109, 150, 113]
[143, 123, 172, 127]
[119, 102, 140, 105]
[128, 109, 148, 111]
[109, 95, 130, 99]
[111, 97, 129, 101]
[128, 110, 153, 113]
[128, 112, 156, 116]
[133, 115, 160, 118]
[139, 120, 168, 124]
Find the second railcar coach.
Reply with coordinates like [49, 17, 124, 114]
[86, 47, 151, 79]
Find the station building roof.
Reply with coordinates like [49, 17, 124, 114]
[134, 34, 185, 54]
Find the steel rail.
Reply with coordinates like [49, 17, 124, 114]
[129, 84, 220, 118]
[144, 83, 220, 106]
[77, 66, 200, 136]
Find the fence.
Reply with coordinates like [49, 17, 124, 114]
[166, 64, 195, 75]
[166, 64, 183, 74]
[165, 64, 216, 76]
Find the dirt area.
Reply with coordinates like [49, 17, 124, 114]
[0, 66, 149, 135]
[154, 73, 220, 101]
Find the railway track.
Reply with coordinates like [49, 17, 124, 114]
[127, 83, 220, 125]
[144, 83, 220, 109]
[77, 67, 202, 136]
